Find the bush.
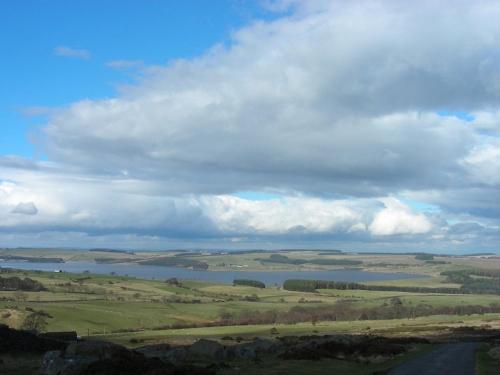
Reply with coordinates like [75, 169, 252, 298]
[233, 279, 265, 288]
[21, 312, 49, 332]
[165, 277, 181, 286]
[415, 254, 434, 261]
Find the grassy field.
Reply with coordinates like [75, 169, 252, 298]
[2, 266, 500, 337]
[4, 248, 500, 275]
[1, 250, 500, 375]
[97, 313, 500, 347]
[1, 249, 500, 350]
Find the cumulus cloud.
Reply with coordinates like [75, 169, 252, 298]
[368, 198, 433, 236]
[200, 195, 372, 235]
[54, 46, 90, 60]
[2, 1, 500, 249]
[42, 1, 498, 197]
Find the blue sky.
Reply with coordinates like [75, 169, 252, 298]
[0, 1, 499, 251]
[1, 0, 277, 157]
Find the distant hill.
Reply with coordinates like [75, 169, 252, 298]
[88, 248, 134, 255]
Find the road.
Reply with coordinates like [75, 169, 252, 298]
[388, 342, 479, 375]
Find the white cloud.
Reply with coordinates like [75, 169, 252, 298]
[106, 60, 143, 69]
[54, 46, 90, 60]
[461, 142, 500, 186]
[369, 198, 433, 236]
[42, 1, 497, 198]
[201, 195, 370, 234]
[2, 1, 500, 249]
[0, 166, 432, 240]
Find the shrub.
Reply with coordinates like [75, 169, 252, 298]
[21, 312, 49, 333]
[415, 254, 434, 261]
[233, 279, 265, 288]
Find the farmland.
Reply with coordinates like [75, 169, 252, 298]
[1, 249, 500, 374]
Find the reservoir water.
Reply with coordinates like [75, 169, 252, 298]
[0, 260, 424, 285]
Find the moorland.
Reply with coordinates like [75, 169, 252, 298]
[0, 248, 500, 374]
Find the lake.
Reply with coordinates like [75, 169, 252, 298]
[0, 260, 424, 286]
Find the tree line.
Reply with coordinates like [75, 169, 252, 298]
[441, 269, 500, 295]
[257, 254, 362, 266]
[282, 279, 464, 294]
[217, 301, 500, 327]
[0, 276, 46, 291]
[140, 256, 209, 270]
[233, 279, 266, 288]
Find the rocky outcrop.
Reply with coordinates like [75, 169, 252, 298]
[137, 338, 279, 364]
[36, 334, 419, 374]
[226, 338, 278, 360]
[278, 335, 408, 362]
[188, 339, 226, 361]
[40, 340, 215, 375]
[137, 343, 189, 363]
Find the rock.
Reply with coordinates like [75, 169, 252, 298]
[188, 339, 226, 361]
[40, 340, 179, 375]
[136, 343, 171, 357]
[136, 343, 188, 364]
[65, 340, 129, 361]
[163, 347, 189, 364]
[39, 340, 216, 375]
[227, 338, 278, 360]
[40, 350, 80, 375]
[279, 335, 406, 361]
[226, 344, 255, 360]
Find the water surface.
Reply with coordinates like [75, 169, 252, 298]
[0, 260, 424, 286]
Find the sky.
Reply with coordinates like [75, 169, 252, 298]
[1, 0, 500, 252]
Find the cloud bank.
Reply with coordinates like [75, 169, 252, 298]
[3, 1, 500, 250]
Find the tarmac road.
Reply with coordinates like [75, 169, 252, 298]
[388, 342, 479, 375]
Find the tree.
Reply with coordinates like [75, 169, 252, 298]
[390, 297, 403, 307]
[21, 312, 48, 332]
[233, 279, 265, 288]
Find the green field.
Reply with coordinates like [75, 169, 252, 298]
[1, 259, 500, 344]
